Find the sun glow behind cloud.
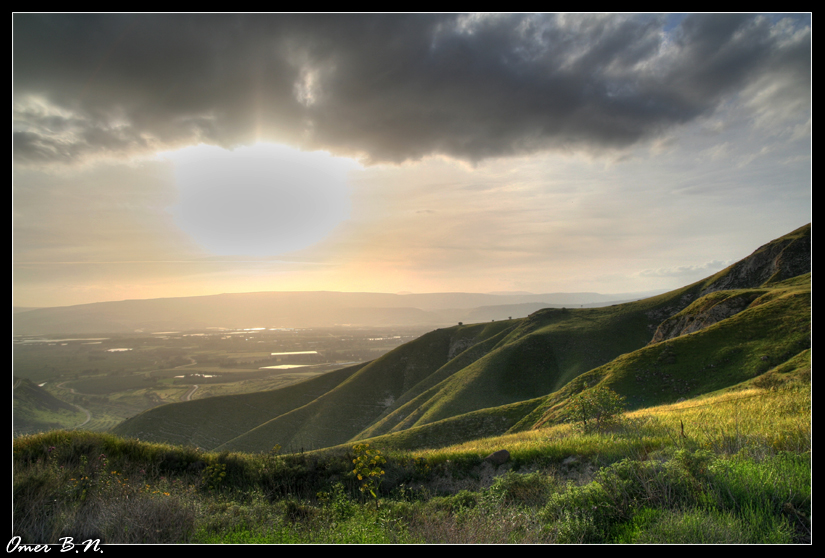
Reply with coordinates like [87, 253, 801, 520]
[160, 143, 359, 258]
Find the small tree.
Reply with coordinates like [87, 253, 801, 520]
[565, 385, 627, 433]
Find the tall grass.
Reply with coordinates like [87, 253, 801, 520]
[13, 384, 809, 544]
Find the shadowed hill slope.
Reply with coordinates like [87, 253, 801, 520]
[213, 321, 517, 452]
[215, 291, 697, 452]
[13, 377, 86, 435]
[112, 363, 364, 450]
[111, 224, 811, 453]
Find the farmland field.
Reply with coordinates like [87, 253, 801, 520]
[13, 325, 429, 436]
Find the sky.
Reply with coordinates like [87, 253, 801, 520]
[13, 14, 811, 308]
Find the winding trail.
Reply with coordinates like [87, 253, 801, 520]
[182, 384, 199, 401]
[55, 381, 92, 428]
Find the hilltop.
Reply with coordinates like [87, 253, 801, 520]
[112, 224, 810, 454]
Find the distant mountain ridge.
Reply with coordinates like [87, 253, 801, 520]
[111, 224, 810, 453]
[12, 290, 660, 336]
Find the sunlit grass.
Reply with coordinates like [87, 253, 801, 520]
[13, 382, 810, 544]
[412, 383, 810, 464]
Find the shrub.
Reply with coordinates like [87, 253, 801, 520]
[351, 444, 386, 502]
[485, 471, 554, 507]
[565, 385, 627, 433]
[201, 463, 227, 491]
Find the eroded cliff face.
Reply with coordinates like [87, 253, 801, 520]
[649, 291, 761, 344]
[700, 227, 810, 296]
[649, 224, 810, 344]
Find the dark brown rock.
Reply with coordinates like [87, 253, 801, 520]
[484, 449, 510, 465]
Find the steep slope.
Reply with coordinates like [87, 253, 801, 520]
[649, 223, 810, 344]
[211, 285, 713, 452]
[331, 274, 810, 453]
[698, 224, 810, 294]
[520, 272, 811, 432]
[111, 224, 811, 453]
[213, 321, 517, 452]
[650, 289, 765, 344]
[112, 362, 363, 449]
[354, 298, 678, 441]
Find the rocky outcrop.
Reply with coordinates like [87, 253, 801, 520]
[701, 224, 810, 296]
[448, 337, 476, 359]
[650, 291, 761, 344]
[648, 224, 810, 344]
[484, 449, 510, 465]
[645, 292, 698, 334]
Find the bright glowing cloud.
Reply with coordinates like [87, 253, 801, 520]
[163, 144, 358, 257]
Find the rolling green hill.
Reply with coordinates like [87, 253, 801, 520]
[13, 377, 87, 435]
[111, 224, 810, 454]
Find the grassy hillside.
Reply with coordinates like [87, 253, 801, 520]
[111, 224, 810, 455]
[212, 321, 516, 452]
[112, 288, 705, 452]
[13, 379, 810, 543]
[112, 363, 364, 449]
[13, 378, 87, 436]
[520, 274, 810, 433]
[290, 271, 809, 456]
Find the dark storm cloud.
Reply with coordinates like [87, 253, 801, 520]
[13, 13, 810, 165]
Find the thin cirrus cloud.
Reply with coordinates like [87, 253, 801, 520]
[639, 260, 732, 279]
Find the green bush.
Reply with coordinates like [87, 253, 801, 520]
[542, 481, 619, 543]
[485, 471, 554, 507]
[565, 385, 627, 433]
[317, 482, 357, 520]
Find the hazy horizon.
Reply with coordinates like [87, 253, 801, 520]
[13, 286, 670, 313]
[13, 14, 811, 308]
